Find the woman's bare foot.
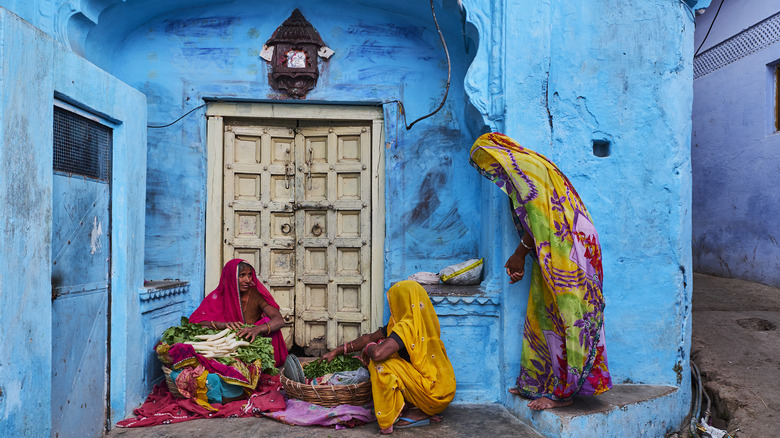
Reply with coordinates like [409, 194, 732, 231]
[380, 426, 393, 434]
[527, 397, 573, 410]
[508, 387, 521, 395]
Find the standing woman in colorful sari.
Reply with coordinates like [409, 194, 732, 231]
[189, 258, 288, 367]
[322, 280, 456, 433]
[470, 132, 612, 409]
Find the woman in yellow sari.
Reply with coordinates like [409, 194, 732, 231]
[322, 280, 456, 434]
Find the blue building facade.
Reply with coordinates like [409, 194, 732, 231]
[693, 0, 780, 288]
[1, 1, 705, 436]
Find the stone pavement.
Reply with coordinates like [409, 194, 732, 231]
[691, 273, 780, 438]
[103, 404, 543, 438]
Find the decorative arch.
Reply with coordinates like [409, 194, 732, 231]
[460, 0, 505, 132]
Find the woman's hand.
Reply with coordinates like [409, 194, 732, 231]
[236, 325, 263, 343]
[322, 349, 339, 363]
[225, 321, 244, 331]
[360, 344, 375, 367]
[505, 252, 526, 284]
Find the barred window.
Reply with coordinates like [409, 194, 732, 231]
[53, 106, 112, 181]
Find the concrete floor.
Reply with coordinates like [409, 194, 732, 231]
[103, 404, 543, 438]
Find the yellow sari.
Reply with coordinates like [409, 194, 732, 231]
[369, 281, 456, 430]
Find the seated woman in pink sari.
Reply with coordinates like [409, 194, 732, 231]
[189, 258, 288, 367]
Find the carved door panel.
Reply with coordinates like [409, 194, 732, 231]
[294, 124, 371, 355]
[222, 121, 371, 354]
[223, 123, 297, 348]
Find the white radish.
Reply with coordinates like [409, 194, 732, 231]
[207, 328, 230, 341]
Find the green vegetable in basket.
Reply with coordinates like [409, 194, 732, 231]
[303, 355, 363, 379]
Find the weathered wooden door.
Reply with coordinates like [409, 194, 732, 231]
[222, 120, 372, 355]
[51, 106, 111, 437]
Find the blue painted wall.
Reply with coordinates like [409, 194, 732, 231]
[692, 2, 780, 287]
[462, 0, 696, 432]
[0, 7, 147, 435]
[1, 0, 700, 433]
[79, 0, 483, 312]
[0, 10, 54, 436]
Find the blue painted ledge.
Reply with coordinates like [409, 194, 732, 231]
[139, 280, 190, 390]
[425, 284, 502, 403]
[139, 280, 189, 314]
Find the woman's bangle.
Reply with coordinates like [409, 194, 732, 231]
[343, 343, 348, 355]
[211, 321, 217, 329]
[520, 238, 533, 250]
[265, 322, 271, 334]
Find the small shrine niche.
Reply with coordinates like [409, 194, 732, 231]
[260, 9, 334, 99]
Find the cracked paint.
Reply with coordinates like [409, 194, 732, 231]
[90, 216, 103, 255]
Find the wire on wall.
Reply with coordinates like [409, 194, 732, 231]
[147, 103, 207, 129]
[694, 0, 725, 57]
[384, 0, 452, 131]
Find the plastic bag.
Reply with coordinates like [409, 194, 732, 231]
[439, 258, 483, 285]
[327, 367, 370, 385]
[407, 272, 441, 284]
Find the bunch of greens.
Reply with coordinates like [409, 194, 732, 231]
[216, 335, 277, 375]
[160, 317, 218, 345]
[303, 355, 363, 379]
[159, 317, 277, 374]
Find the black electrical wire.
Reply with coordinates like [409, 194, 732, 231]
[384, 0, 451, 130]
[147, 103, 207, 128]
[694, 0, 725, 57]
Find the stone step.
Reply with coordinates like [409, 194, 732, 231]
[503, 384, 686, 438]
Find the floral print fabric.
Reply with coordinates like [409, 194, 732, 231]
[470, 132, 612, 400]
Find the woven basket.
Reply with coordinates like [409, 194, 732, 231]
[162, 366, 185, 398]
[280, 373, 372, 407]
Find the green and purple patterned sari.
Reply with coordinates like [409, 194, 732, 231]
[470, 132, 612, 400]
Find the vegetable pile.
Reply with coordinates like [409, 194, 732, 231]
[184, 328, 250, 358]
[303, 355, 363, 379]
[157, 317, 276, 374]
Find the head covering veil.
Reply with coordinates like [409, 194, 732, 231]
[386, 281, 452, 382]
[371, 281, 455, 429]
[190, 259, 279, 323]
[189, 258, 287, 366]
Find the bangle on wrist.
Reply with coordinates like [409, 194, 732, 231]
[520, 238, 533, 250]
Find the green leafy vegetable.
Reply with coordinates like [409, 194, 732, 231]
[303, 355, 363, 379]
[159, 317, 277, 374]
[160, 316, 218, 345]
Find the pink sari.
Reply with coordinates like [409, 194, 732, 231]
[189, 259, 288, 367]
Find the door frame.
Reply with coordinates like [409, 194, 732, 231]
[204, 102, 385, 331]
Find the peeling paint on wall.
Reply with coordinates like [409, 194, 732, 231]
[90, 216, 103, 255]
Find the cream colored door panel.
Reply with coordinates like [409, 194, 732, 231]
[224, 120, 371, 354]
[224, 123, 296, 349]
[292, 124, 371, 354]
